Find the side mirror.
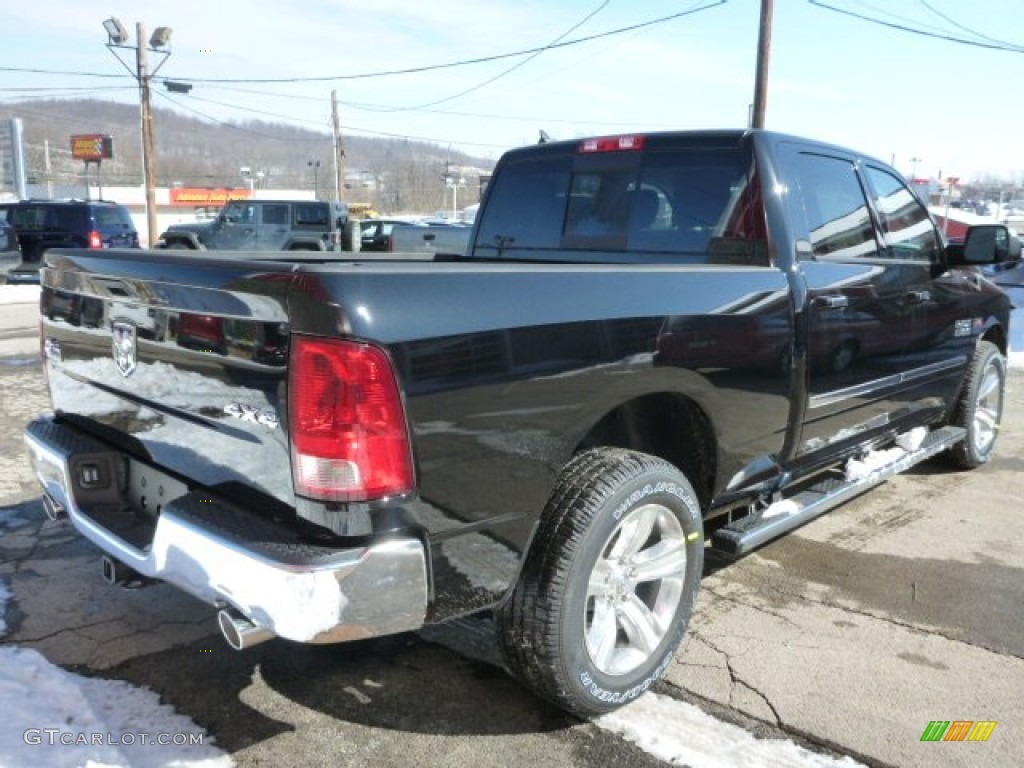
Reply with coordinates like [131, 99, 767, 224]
[948, 224, 1017, 266]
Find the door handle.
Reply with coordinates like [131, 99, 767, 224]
[904, 290, 931, 304]
[813, 295, 849, 309]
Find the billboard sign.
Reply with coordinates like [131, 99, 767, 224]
[169, 188, 251, 206]
[71, 134, 114, 161]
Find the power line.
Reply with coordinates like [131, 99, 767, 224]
[405, 0, 613, 110]
[153, 89, 508, 150]
[172, 2, 727, 84]
[809, 1, 1024, 52]
[152, 89, 333, 143]
[917, 0, 1024, 51]
[0, 66, 127, 79]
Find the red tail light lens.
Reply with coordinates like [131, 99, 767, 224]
[87, 230, 103, 249]
[289, 335, 413, 502]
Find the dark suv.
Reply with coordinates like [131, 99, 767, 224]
[158, 199, 360, 252]
[2, 199, 139, 283]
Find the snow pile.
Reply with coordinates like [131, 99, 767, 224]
[845, 447, 906, 482]
[0, 646, 232, 768]
[597, 691, 863, 768]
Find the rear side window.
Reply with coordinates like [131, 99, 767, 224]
[788, 153, 878, 261]
[261, 204, 289, 226]
[473, 145, 764, 264]
[294, 204, 329, 227]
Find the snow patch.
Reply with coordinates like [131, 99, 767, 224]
[845, 447, 906, 482]
[596, 691, 863, 768]
[0, 646, 231, 768]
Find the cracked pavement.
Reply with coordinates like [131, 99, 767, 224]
[664, 417, 1024, 767]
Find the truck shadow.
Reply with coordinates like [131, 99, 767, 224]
[101, 619, 575, 754]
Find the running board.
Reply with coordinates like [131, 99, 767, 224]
[711, 426, 966, 556]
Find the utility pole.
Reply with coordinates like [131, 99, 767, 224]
[331, 90, 345, 201]
[43, 139, 53, 199]
[103, 18, 171, 247]
[136, 22, 158, 247]
[751, 0, 774, 129]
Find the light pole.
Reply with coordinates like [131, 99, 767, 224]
[308, 160, 321, 199]
[445, 176, 465, 220]
[103, 18, 172, 247]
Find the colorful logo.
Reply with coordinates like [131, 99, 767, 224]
[920, 721, 996, 742]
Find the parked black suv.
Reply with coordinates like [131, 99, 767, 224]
[1, 199, 139, 283]
[0, 211, 21, 283]
[158, 199, 360, 252]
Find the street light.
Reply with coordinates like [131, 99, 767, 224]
[102, 17, 173, 247]
[445, 176, 465, 220]
[308, 160, 321, 199]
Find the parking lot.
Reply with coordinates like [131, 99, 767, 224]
[1, 286, 1022, 768]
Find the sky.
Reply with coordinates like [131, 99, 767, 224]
[0, 1, 1022, 178]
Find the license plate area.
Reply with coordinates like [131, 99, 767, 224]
[71, 454, 189, 551]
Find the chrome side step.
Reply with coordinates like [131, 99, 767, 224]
[711, 426, 966, 556]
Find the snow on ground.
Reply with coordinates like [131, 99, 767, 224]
[1, 560, 231, 767]
[0, 284, 40, 305]
[597, 691, 864, 768]
[0, 647, 232, 768]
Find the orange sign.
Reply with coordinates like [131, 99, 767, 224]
[169, 188, 252, 206]
[71, 134, 113, 161]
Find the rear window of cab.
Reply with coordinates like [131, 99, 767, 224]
[473, 141, 766, 265]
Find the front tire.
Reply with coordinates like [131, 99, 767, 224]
[947, 340, 1005, 469]
[498, 448, 703, 716]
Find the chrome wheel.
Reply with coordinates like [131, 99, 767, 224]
[584, 502, 687, 676]
[972, 358, 1003, 455]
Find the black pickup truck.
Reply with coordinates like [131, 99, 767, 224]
[25, 129, 1014, 716]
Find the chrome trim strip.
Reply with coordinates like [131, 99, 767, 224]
[808, 356, 967, 410]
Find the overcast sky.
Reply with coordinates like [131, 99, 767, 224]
[2, 0, 1022, 180]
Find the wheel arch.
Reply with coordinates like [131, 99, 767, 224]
[159, 232, 201, 249]
[981, 322, 1007, 357]
[574, 391, 717, 511]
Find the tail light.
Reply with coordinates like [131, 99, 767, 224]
[387, 234, 395, 252]
[87, 230, 103, 249]
[579, 135, 645, 154]
[289, 335, 413, 502]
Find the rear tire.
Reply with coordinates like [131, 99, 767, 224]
[498, 448, 703, 716]
[947, 340, 1005, 469]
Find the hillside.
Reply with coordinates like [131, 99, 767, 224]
[0, 98, 495, 212]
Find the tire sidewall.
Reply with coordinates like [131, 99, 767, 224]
[963, 343, 1006, 465]
[558, 469, 703, 711]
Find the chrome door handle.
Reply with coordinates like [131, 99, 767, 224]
[813, 295, 849, 309]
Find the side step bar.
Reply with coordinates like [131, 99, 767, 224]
[711, 426, 966, 556]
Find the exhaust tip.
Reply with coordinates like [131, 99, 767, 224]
[42, 494, 67, 521]
[218, 608, 276, 651]
[101, 555, 152, 588]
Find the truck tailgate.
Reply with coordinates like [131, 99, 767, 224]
[39, 249, 298, 506]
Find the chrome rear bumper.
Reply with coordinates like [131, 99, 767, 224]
[24, 416, 429, 645]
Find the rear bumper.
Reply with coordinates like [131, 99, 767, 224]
[24, 416, 429, 644]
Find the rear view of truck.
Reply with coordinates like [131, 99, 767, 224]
[25, 248, 429, 650]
